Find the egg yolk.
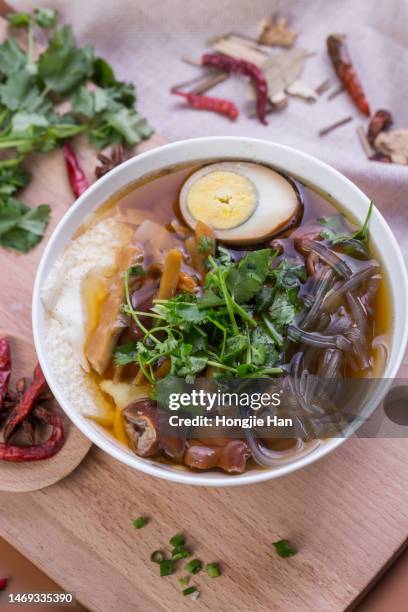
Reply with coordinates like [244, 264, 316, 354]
[186, 170, 257, 230]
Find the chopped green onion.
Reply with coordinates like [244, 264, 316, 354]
[178, 576, 190, 587]
[272, 539, 296, 558]
[172, 545, 190, 560]
[160, 559, 174, 576]
[170, 533, 185, 547]
[182, 586, 198, 597]
[132, 517, 147, 529]
[205, 562, 221, 578]
[150, 550, 165, 563]
[185, 559, 202, 575]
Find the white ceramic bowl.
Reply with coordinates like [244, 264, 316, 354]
[32, 137, 408, 486]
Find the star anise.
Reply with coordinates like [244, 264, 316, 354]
[95, 144, 127, 178]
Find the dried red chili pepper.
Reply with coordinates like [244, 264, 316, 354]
[201, 53, 268, 125]
[0, 577, 7, 591]
[0, 411, 64, 462]
[3, 364, 46, 442]
[367, 109, 393, 144]
[0, 338, 11, 411]
[63, 142, 89, 198]
[172, 90, 239, 120]
[327, 34, 370, 117]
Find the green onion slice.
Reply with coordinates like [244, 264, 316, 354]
[170, 533, 185, 547]
[182, 586, 197, 597]
[160, 559, 174, 576]
[150, 550, 165, 564]
[205, 562, 221, 577]
[272, 539, 296, 558]
[185, 559, 202, 574]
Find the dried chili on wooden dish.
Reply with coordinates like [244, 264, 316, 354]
[0, 341, 65, 462]
[0, 338, 11, 410]
[327, 34, 370, 117]
[0, 410, 64, 462]
[3, 364, 46, 441]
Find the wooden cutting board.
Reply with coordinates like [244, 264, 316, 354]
[0, 16, 408, 612]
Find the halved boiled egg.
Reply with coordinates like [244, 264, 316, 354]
[179, 162, 302, 244]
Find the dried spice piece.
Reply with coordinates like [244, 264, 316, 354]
[0, 577, 8, 590]
[286, 79, 317, 102]
[0, 410, 64, 462]
[202, 53, 268, 124]
[3, 363, 46, 441]
[258, 16, 298, 47]
[319, 116, 353, 136]
[327, 34, 370, 116]
[95, 144, 126, 178]
[259, 48, 306, 101]
[190, 73, 228, 95]
[367, 109, 393, 144]
[327, 84, 344, 101]
[0, 338, 11, 410]
[211, 34, 267, 67]
[356, 125, 376, 159]
[63, 142, 89, 197]
[374, 130, 408, 165]
[315, 78, 331, 96]
[172, 90, 239, 121]
[20, 416, 36, 446]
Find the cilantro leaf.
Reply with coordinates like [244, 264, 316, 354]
[113, 341, 139, 366]
[0, 71, 51, 113]
[154, 296, 207, 326]
[0, 39, 27, 76]
[34, 8, 57, 29]
[223, 334, 248, 360]
[0, 163, 29, 196]
[6, 12, 31, 28]
[226, 249, 275, 303]
[251, 326, 279, 367]
[92, 108, 153, 148]
[271, 259, 306, 289]
[38, 26, 94, 94]
[170, 343, 207, 379]
[70, 86, 94, 118]
[92, 57, 117, 88]
[318, 202, 373, 259]
[269, 288, 301, 331]
[0, 198, 50, 252]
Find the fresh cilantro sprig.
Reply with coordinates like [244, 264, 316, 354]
[115, 248, 307, 386]
[318, 201, 373, 259]
[0, 9, 153, 253]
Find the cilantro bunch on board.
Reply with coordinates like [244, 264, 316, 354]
[115, 247, 306, 386]
[0, 8, 153, 253]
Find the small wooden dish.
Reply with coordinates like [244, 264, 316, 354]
[0, 331, 92, 492]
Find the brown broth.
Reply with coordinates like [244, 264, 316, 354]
[79, 161, 391, 466]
